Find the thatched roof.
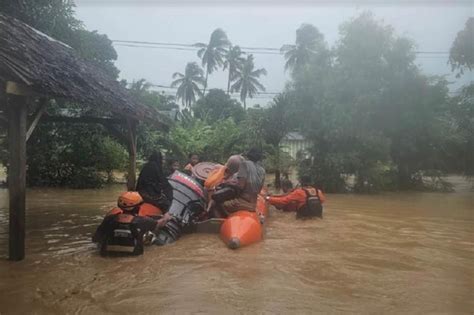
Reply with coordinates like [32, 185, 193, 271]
[0, 12, 168, 126]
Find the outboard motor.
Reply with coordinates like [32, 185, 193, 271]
[153, 171, 207, 245]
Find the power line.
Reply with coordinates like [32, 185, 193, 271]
[112, 39, 450, 56]
[114, 43, 283, 55]
[146, 83, 280, 95]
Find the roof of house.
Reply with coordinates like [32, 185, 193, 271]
[283, 132, 306, 141]
[0, 12, 169, 126]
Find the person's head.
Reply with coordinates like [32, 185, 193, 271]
[149, 151, 163, 165]
[281, 178, 294, 193]
[299, 175, 312, 187]
[188, 153, 199, 166]
[245, 147, 263, 162]
[167, 158, 180, 171]
[225, 155, 243, 177]
[117, 191, 143, 213]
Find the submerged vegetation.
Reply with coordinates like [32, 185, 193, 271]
[0, 2, 472, 192]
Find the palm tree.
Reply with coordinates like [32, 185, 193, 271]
[280, 23, 325, 74]
[194, 28, 230, 95]
[171, 62, 205, 109]
[223, 45, 245, 94]
[231, 54, 267, 110]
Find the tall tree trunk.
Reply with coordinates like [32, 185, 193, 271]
[243, 98, 246, 110]
[203, 70, 209, 95]
[227, 68, 232, 95]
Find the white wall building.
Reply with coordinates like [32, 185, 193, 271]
[280, 132, 311, 160]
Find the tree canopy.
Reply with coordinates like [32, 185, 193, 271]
[449, 17, 474, 77]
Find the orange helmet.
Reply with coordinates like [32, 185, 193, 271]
[117, 191, 143, 212]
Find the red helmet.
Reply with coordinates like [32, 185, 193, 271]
[117, 191, 143, 212]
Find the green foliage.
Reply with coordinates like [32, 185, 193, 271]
[281, 23, 328, 74]
[264, 149, 294, 175]
[224, 45, 246, 94]
[0, 0, 129, 188]
[70, 29, 119, 78]
[194, 28, 230, 93]
[194, 89, 245, 123]
[291, 12, 455, 192]
[447, 84, 474, 177]
[168, 118, 246, 163]
[0, 0, 120, 78]
[26, 117, 128, 188]
[231, 55, 267, 109]
[449, 17, 473, 77]
[0, 0, 82, 42]
[96, 137, 128, 183]
[171, 62, 205, 108]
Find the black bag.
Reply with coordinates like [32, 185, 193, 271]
[296, 188, 323, 219]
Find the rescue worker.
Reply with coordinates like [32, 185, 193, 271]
[136, 151, 173, 226]
[184, 153, 200, 175]
[270, 178, 299, 212]
[265, 175, 326, 218]
[92, 191, 158, 244]
[220, 148, 266, 214]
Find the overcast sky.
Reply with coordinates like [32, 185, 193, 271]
[75, 1, 473, 106]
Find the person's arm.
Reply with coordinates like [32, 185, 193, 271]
[154, 164, 173, 203]
[267, 189, 306, 208]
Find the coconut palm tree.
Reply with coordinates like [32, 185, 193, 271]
[171, 62, 205, 108]
[194, 28, 230, 95]
[280, 23, 325, 74]
[231, 54, 267, 110]
[223, 45, 245, 94]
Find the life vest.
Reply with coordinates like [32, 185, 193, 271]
[138, 203, 162, 218]
[97, 206, 160, 256]
[204, 165, 226, 190]
[296, 187, 323, 219]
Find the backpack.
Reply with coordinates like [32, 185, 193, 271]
[296, 188, 323, 219]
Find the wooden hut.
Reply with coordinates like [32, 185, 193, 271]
[0, 13, 169, 260]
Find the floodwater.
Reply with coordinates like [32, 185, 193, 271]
[0, 178, 473, 314]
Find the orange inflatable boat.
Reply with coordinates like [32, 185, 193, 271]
[199, 163, 269, 249]
[219, 193, 269, 249]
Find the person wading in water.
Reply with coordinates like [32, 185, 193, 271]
[266, 175, 326, 219]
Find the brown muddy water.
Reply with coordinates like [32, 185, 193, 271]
[0, 178, 473, 314]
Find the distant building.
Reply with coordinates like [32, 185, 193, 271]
[280, 132, 311, 160]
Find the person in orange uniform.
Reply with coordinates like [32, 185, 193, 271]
[265, 175, 326, 218]
[92, 192, 159, 243]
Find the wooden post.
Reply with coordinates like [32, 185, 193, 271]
[7, 94, 28, 261]
[126, 119, 137, 191]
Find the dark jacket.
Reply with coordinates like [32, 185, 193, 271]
[136, 160, 173, 211]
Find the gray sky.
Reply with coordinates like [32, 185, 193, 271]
[75, 1, 473, 106]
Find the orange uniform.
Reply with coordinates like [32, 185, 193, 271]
[267, 187, 326, 212]
[105, 203, 162, 218]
